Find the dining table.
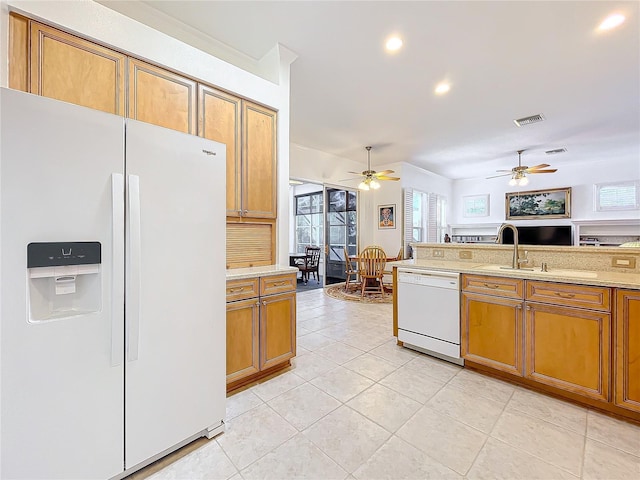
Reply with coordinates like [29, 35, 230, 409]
[348, 254, 399, 293]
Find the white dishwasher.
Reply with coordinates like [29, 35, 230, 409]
[397, 268, 463, 365]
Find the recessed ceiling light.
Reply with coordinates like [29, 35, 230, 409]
[598, 13, 625, 31]
[385, 36, 403, 52]
[435, 83, 450, 95]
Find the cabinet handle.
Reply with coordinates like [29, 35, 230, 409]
[256, 301, 260, 307]
[516, 304, 522, 310]
[229, 287, 244, 292]
[554, 292, 576, 299]
[263, 301, 267, 306]
[244, 210, 249, 215]
[238, 210, 242, 216]
[271, 281, 286, 286]
[483, 283, 500, 289]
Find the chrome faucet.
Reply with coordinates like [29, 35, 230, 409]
[495, 223, 527, 269]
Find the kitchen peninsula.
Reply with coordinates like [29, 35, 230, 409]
[393, 243, 640, 423]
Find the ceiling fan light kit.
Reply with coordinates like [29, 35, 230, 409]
[353, 146, 400, 191]
[488, 149, 558, 185]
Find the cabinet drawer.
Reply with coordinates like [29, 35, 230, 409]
[260, 273, 297, 296]
[462, 274, 524, 299]
[526, 281, 611, 311]
[226, 277, 259, 302]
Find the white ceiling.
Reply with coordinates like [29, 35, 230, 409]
[102, 1, 639, 180]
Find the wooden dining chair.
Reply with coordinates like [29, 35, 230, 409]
[343, 246, 359, 292]
[358, 246, 387, 297]
[297, 246, 321, 284]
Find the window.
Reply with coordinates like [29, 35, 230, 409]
[403, 188, 447, 254]
[295, 192, 323, 253]
[595, 181, 640, 211]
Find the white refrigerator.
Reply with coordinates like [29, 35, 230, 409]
[0, 88, 227, 479]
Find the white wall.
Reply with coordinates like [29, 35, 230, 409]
[450, 156, 640, 227]
[0, 0, 295, 266]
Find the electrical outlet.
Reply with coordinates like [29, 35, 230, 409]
[612, 256, 636, 269]
[433, 249, 444, 258]
[459, 250, 472, 259]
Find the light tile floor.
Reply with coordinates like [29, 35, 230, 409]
[137, 288, 640, 480]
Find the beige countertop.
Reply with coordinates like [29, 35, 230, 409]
[226, 265, 298, 281]
[393, 259, 640, 290]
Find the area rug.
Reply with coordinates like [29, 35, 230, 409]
[324, 283, 393, 304]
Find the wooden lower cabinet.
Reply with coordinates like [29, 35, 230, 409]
[260, 292, 296, 370]
[615, 289, 640, 413]
[226, 298, 260, 384]
[461, 291, 523, 376]
[226, 273, 296, 390]
[525, 302, 610, 401]
[461, 275, 640, 420]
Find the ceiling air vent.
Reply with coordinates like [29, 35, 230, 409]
[545, 148, 567, 155]
[513, 114, 545, 127]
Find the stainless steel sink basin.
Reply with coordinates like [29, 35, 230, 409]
[473, 264, 598, 279]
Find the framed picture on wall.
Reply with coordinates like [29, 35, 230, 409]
[463, 194, 490, 217]
[378, 204, 396, 229]
[506, 187, 571, 220]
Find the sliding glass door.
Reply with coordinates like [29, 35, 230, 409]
[324, 186, 358, 285]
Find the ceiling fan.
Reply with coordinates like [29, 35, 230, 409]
[348, 146, 400, 190]
[487, 149, 557, 186]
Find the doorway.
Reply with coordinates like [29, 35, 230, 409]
[289, 181, 358, 289]
[324, 187, 358, 286]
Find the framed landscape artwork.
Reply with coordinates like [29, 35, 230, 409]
[506, 187, 571, 220]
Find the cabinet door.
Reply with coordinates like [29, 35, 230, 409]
[9, 13, 29, 91]
[242, 101, 277, 218]
[199, 85, 242, 217]
[226, 298, 260, 384]
[525, 303, 610, 401]
[615, 289, 640, 412]
[30, 22, 125, 115]
[260, 292, 296, 370]
[128, 58, 196, 134]
[461, 292, 523, 376]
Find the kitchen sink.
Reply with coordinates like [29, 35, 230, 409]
[472, 264, 599, 279]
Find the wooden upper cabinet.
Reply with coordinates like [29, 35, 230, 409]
[198, 85, 242, 216]
[615, 289, 640, 413]
[242, 101, 277, 218]
[9, 13, 29, 91]
[128, 58, 196, 134]
[29, 22, 125, 115]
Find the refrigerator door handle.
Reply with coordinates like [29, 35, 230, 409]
[126, 174, 142, 362]
[111, 173, 125, 367]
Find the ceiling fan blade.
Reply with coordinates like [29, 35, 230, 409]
[486, 173, 513, 179]
[529, 169, 558, 174]
[495, 169, 513, 172]
[347, 171, 365, 176]
[373, 169, 395, 176]
[527, 163, 551, 170]
[377, 176, 400, 181]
